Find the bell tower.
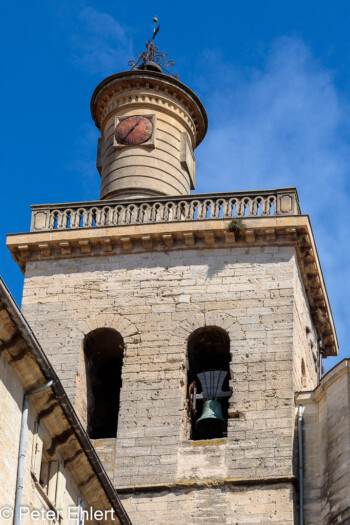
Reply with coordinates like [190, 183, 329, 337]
[7, 20, 340, 525]
[91, 22, 207, 200]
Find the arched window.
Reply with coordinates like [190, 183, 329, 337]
[84, 328, 124, 439]
[187, 326, 231, 440]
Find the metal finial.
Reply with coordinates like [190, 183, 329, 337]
[128, 18, 179, 79]
[152, 16, 160, 42]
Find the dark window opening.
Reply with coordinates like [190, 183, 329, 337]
[84, 328, 124, 439]
[187, 326, 231, 440]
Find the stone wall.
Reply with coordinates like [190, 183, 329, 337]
[21, 244, 318, 523]
[292, 263, 319, 392]
[0, 350, 93, 524]
[119, 483, 296, 525]
[91, 438, 117, 484]
[296, 359, 350, 525]
[100, 108, 194, 199]
[0, 348, 23, 515]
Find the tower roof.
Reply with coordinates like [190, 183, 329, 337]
[90, 69, 208, 146]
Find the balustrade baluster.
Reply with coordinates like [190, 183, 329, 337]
[30, 191, 299, 231]
[49, 212, 57, 230]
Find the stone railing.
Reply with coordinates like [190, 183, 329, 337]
[30, 189, 300, 232]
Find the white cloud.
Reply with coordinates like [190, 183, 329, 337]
[70, 7, 133, 76]
[194, 37, 350, 370]
[196, 38, 347, 195]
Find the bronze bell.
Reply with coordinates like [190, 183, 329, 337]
[196, 398, 226, 436]
[138, 61, 162, 74]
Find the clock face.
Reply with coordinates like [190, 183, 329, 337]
[115, 115, 153, 145]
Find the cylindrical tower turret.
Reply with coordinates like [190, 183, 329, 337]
[91, 67, 207, 200]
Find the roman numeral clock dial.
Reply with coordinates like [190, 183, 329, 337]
[115, 115, 153, 145]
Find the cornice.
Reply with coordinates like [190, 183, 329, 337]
[6, 215, 338, 357]
[116, 475, 297, 494]
[296, 358, 350, 403]
[90, 70, 208, 147]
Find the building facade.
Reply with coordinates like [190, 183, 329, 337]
[0, 278, 131, 524]
[5, 34, 350, 524]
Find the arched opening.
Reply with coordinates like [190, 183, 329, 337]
[187, 326, 231, 440]
[84, 328, 124, 439]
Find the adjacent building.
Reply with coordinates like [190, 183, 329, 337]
[0, 278, 131, 524]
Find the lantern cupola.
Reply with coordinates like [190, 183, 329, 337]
[91, 20, 208, 200]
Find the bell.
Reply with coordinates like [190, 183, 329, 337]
[138, 61, 162, 74]
[196, 398, 226, 436]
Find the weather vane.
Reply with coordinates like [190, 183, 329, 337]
[128, 17, 179, 79]
[153, 15, 159, 41]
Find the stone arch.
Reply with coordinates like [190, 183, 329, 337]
[73, 313, 139, 429]
[168, 311, 242, 349]
[169, 310, 242, 440]
[73, 312, 139, 348]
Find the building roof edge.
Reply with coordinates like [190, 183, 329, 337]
[0, 276, 132, 525]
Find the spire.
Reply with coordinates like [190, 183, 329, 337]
[128, 17, 179, 78]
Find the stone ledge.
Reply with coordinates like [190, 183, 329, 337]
[90, 70, 208, 147]
[116, 475, 297, 494]
[6, 216, 338, 357]
[183, 438, 228, 447]
[295, 358, 350, 403]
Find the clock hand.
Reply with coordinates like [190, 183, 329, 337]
[122, 117, 143, 140]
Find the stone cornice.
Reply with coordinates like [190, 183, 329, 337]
[6, 215, 338, 357]
[116, 475, 297, 494]
[295, 358, 350, 403]
[90, 70, 208, 147]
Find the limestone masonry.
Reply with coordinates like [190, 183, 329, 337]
[0, 278, 130, 525]
[4, 31, 350, 525]
[91, 70, 207, 200]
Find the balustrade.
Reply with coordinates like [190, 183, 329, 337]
[30, 189, 300, 232]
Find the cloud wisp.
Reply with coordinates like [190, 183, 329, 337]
[65, 7, 134, 198]
[196, 38, 349, 196]
[194, 37, 350, 370]
[70, 7, 134, 77]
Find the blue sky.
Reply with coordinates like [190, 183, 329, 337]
[1, 1, 350, 372]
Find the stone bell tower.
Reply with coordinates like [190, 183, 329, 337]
[7, 22, 342, 525]
[91, 28, 207, 200]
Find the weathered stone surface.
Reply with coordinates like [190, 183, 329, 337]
[90, 71, 207, 199]
[7, 214, 338, 358]
[20, 243, 320, 523]
[119, 484, 296, 525]
[0, 346, 119, 524]
[296, 359, 350, 525]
